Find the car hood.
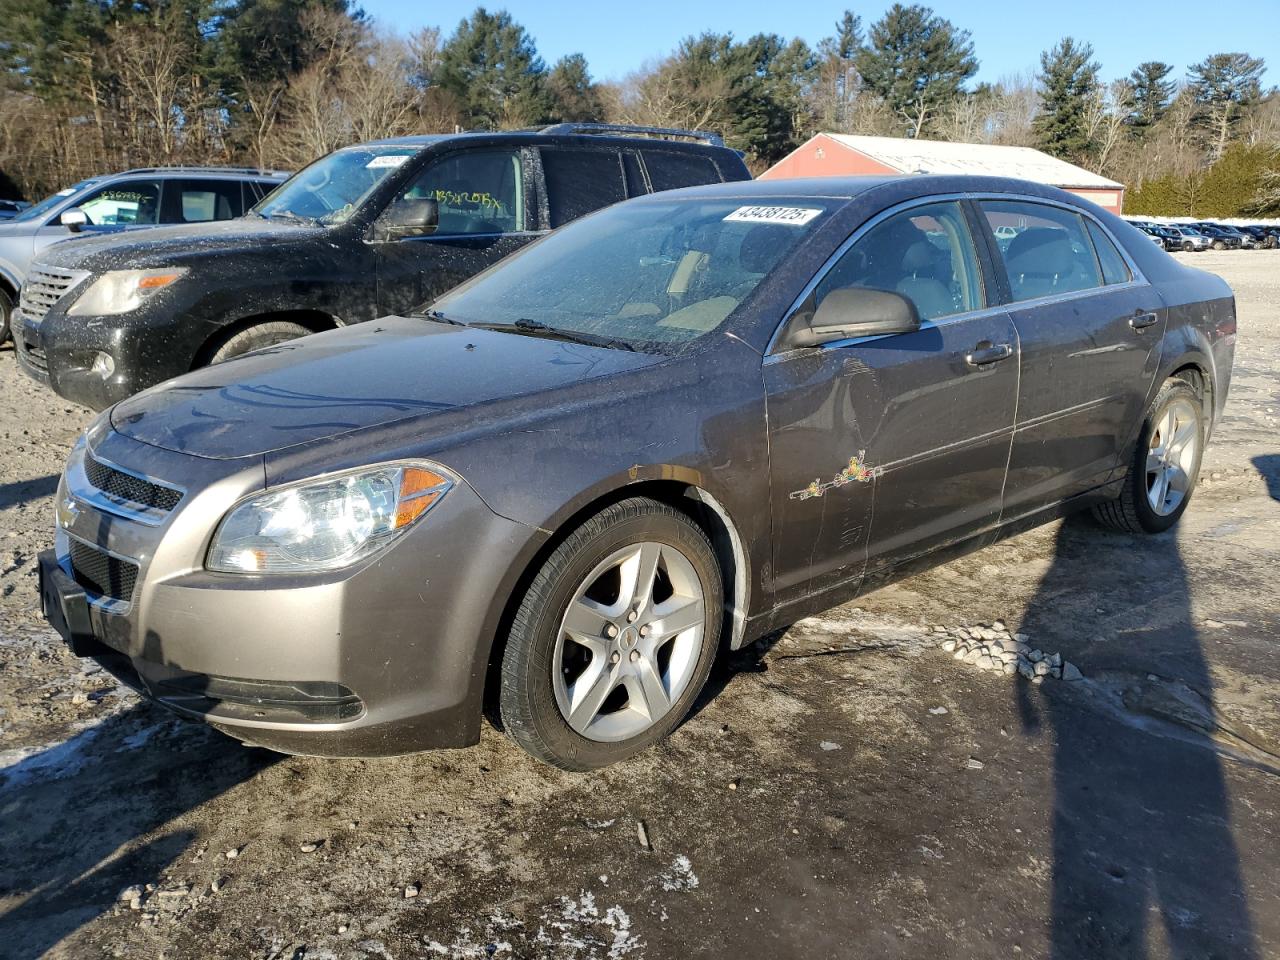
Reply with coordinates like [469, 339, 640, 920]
[32, 218, 325, 272]
[109, 317, 665, 459]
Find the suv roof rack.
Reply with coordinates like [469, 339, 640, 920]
[118, 165, 291, 177]
[538, 123, 724, 147]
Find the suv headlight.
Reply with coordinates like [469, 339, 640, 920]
[207, 462, 453, 574]
[67, 268, 188, 316]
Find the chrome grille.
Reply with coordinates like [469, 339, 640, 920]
[18, 265, 90, 322]
[85, 456, 182, 512]
[68, 539, 138, 603]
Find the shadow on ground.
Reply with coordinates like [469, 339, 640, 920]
[0, 703, 274, 957]
[1017, 518, 1259, 958]
[0, 474, 58, 511]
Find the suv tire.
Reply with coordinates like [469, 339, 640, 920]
[0, 286, 11, 344]
[500, 497, 723, 770]
[207, 321, 313, 365]
[1093, 378, 1204, 534]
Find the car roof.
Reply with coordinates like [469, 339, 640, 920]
[623, 174, 1098, 205]
[103, 167, 289, 181]
[357, 130, 735, 152]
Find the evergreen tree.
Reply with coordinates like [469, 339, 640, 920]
[1188, 52, 1265, 158]
[546, 54, 604, 122]
[1128, 61, 1174, 131]
[813, 10, 863, 130]
[436, 8, 551, 129]
[1033, 37, 1100, 161]
[855, 3, 977, 137]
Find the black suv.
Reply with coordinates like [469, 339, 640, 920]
[15, 124, 749, 410]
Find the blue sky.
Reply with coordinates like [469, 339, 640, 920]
[359, 0, 1278, 85]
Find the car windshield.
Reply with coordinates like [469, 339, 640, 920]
[428, 198, 835, 353]
[10, 180, 96, 223]
[252, 145, 422, 225]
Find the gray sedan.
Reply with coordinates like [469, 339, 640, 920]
[38, 175, 1235, 769]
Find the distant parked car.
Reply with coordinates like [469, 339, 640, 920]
[1170, 226, 1212, 252]
[1237, 225, 1277, 249]
[1192, 224, 1242, 250]
[15, 125, 751, 411]
[38, 175, 1234, 767]
[0, 167, 288, 344]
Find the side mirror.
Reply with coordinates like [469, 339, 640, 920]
[372, 198, 438, 242]
[790, 286, 920, 348]
[60, 208, 88, 232]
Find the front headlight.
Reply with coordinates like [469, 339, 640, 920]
[207, 462, 454, 574]
[67, 267, 188, 316]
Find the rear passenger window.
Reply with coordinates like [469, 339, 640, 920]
[1085, 220, 1131, 285]
[540, 149, 626, 228]
[815, 201, 984, 323]
[642, 152, 720, 192]
[981, 200, 1102, 301]
[171, 179, 241, 223]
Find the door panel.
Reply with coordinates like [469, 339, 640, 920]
[978, 200, 1165, 517]
[765, 313, 1019, 605]
[764, 199, 1017, 608]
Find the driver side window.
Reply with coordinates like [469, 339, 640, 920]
[390, 150, 525, 236]
[815, 201, 984, 323]
[75, 180, 161, 226]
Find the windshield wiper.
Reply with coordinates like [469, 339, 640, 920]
[417, 308, 467, 326]
[265, 210, 318, 226]
[490, 318, 637, 352]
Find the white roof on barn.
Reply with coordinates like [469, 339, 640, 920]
[823, 134, 1123, 190]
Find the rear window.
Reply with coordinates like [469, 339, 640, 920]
[541, 149, 626, 228]
[642, 151, 721, 192]
[980, 200, 1103, 302]
[171, 179, 241, 222]
[1086, 220, 1131, 285]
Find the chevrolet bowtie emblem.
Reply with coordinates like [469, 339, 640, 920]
[56, 497, 80, 528]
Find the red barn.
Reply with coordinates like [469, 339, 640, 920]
[761, 133, 1124, 213]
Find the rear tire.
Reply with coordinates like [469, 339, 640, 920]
[499, 497, 723, 770]
[206, 321, 313, 366]
[1092, 378, 1204, 534]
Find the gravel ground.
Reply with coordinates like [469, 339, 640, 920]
[1, 251, 1278, 959]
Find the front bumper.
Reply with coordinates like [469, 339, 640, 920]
[41, 424, 539, 756]
[13, 306, 195, 411]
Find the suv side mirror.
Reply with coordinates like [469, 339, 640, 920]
[790, 287, 920, 348]
[60, 208, 88, 232]
[372, 198, 438, 242]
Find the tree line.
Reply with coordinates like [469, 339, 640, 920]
[1, 1, 1277, 216]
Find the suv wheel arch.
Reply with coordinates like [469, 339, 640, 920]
[194, 310, 344, 368]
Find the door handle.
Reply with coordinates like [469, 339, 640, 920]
[1129, 312, 1160, 331]
[965, 342, 1013, 366]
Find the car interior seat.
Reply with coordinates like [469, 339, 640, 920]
[1004, 227, 1077, 299]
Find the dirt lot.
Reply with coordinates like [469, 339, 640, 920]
[1, 251, 1278, 960]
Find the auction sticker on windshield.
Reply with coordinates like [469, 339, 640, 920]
[724, 206, 822, 226]
[366, 155, 412, 169]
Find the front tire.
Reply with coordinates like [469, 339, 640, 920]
[0, 287, 11, 344]
[1092, 378, 1204, 534]
[206, 321, 313, 366]
[499, 497, 723, 770]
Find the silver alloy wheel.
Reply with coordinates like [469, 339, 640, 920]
[1146, 396, 1199, 516]
[552, 541, 706, 742]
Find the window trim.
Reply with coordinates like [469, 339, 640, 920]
[969, 194, 1148, 307]
[766, 191, 1150, 358]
